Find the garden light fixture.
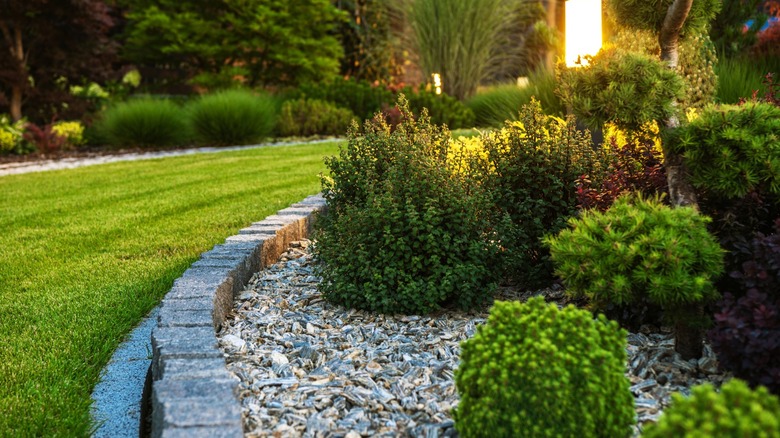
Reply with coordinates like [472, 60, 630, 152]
[565, 0, 603, 67]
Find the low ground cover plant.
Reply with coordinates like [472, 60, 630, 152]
[0, 142, 338, 435]
[643, 379, 780, 437]
[187, 89, 277, 146]
[314, 98, 500, 314]
[454, 297, 634, 438]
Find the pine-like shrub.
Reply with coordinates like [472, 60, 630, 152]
[557, 47, 685, 131]
[187, 89, 277, 146]
[545, 194, 724, 307]
[605, 0, 721, 37]
[276, 98, 355, 137]
[314, 96, 501, 314]
[96, 98, 190, 148]
[481, 100, 607, 288]
[665, 102, 780, 200]
[643, 379, 780, 437]
[708, 219, 780, 394]
[453, 297, 634, 438]
[403, 87, 475, 129]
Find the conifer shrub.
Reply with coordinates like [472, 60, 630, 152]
[643, 379, 780, 437]
[453, 297, 634, 438]
[314, 96, 501, 314]
[276, 98, 356, 137]
[557, 47, 685, 131]
[545, 195, 724, 309]
[605, 0, 720, 37]
[665, 102, 780, 200]
[187, 89, 277, 146]
[480, 100, 607, 288]
[96, 98, 190, 148]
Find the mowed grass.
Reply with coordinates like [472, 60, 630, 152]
[0, 142, 339, 436]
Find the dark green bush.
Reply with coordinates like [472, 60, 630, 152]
[95, 98, 191, 148]
[643, 379, 780, 437]
[276, 98, 356, 137]
[557, 47, 685, 131]
[314, 97, 501, 314]
[403, 87, 475, 129]
[187, 89, 277, 146]
[665, 102, 780, 200]
[298, 77, 394, 122]
[480, 100, 607, 288]
[454, 297, 635, 438]
[545, 194, 724, 308]
[605, 0, 721, 37]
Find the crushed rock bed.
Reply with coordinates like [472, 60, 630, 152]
[218, 241, 730, 437]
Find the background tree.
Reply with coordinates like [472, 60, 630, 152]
[121, 0, 345, 91]
[0, 0, 117, 122]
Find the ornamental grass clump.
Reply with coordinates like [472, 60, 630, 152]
[187, 89, 276, 146]
[453, 297, 635, 438]
[643, 379, 780, 438]
[545, 194, 725, 359]
[314, 96, 501, 314]
[96, 98, 190, 148]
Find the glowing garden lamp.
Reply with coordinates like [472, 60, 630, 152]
[565, 0, 603, 67]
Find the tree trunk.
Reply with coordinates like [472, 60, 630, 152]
[544, 0, 558, 71]
[1, 22, 25, 121]
[10, 85, 22, 122]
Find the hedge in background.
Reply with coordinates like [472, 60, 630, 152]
[454, 297, 634, 438]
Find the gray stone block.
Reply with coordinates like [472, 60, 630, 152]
[158, 307, 213, 328]
[153, 377, 238, 401]
[160, 425, 243, 438]
[159, 358, 232, 381]
[238, 224, 279, 235]
[151, 326, 222, 380]
[152, 381, 242, 434]
[161, 297, 213, 312]
[275, 207, 314, 216]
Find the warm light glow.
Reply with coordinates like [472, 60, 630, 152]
[432, 73, 442, 95]
[565, 0, 602, 67]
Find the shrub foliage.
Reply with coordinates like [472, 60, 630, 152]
[94, 98, 190, 148]
[643, 379, 780, 437]
[276, 98, 356, 137]
[187, 89, 276, 146]
[454, 297, 634, 438]
[314, 97, 501, 314]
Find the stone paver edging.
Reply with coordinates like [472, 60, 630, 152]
[149, 194, 326, 437]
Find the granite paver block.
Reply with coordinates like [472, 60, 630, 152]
[160, 297, 213, 312]
[151, 326, 222, 380]
[238, 224, 280, 235]
[276, 207, 315, 216]
[159, 425, 243, 438]
[159, 358, 233, 381]
[158, 307, 214, 328]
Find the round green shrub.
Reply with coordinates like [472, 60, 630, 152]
[557, 47, 685, 131]
[276, 98, 356, 137]
[187, 89, 277, 146]
[643, 379, 780, 438]
[545, 194, 724, 307]
[605, 0, 721, 38]
[609, 28, 718, 110]
[665, 102, 780, 199]
[314, 96, 501, 314]
[96, 98, 191, 148]
[453, 297, 635, 438]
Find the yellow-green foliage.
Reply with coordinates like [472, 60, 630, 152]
[605, 0, 721, 37]
[51, 121, 86, 148]
[644, 379, 780, 438]
[0, 115, 25, 154]
[665, 102, 780, 199]
[545, 194, 724, 307]
[454, 297, 635, 438]
[609, 28, 718, 110]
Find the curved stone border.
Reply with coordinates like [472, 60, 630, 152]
[149, 194, 326, 437]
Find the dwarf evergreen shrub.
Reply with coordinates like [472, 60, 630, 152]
[643, 379, 780, 437]
[454, 297, 634, 438]
[314, 96, 501, 314]
[605, 0, 721, 37]
[545, 194, 724, 308]
[665, 102, 780, 200]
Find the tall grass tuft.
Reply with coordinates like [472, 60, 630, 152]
[404, 0, 520, 100]
[716, 55, 780, 104]
[187, 89, 277, 146]
[466, 69, 563, 127]
[96, 99, 191, 148]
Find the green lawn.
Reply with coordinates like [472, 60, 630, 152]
[0, 142, 339, 437]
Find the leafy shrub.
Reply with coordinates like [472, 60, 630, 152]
[314, 97, 501, 314]
[0, 115, 27, 155]
[557, 47, 685, 131]
[403, 87, 475, 129]
[643, 379, 780, 437]
[665, 102, 780, 200]
[187, 89, 276, 146]
[545, 194, 724, 308]
[51, 121, 86, 148]
[480, 100, 607, 288]
[708, 219, 780, 394]
[23, 123, 69, 153]
[577, 135, 668, 212]
[96, 98, 190, 148]
[298, 77, 394, 121]
[609, 28, 718, 110]
[467, 70, 563, 127]
[453, 297, 634, 438]
[276, 98, 355, 137]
